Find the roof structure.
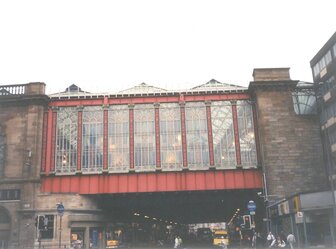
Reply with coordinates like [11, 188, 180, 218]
[48, 80, 247, 99]
[118, 82, 168, 94]
[49, 84, 93, 98]
[191, 79, 246, 92]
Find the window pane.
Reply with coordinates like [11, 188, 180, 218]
[0, 129, 4, 177]
[236, 101, 257, 168]
[55, 107, 78, 174]
[211, 101, 236, 168]
[160, 103, 182, 171]
[185, 102, 209, 169]
[82, 106, 103, 173]
[108, 105, 129, 172]
[134, 104, 156, 171]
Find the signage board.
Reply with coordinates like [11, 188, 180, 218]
[56, 203, 65, 216]
[247, 200, 256, 212]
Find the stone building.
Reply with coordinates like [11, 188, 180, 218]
[0, 68, 328, 248]
[0, 83, 48, 248]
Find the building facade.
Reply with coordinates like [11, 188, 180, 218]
[310, 32, 336, 183]
[0, 68, 328, 248]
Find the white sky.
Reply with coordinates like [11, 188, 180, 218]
[0, 0, 335, 94]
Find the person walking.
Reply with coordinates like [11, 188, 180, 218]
[220, 236, 227, 249]
[174, 236, 179, 249]
[287, 233, 296, 249]
[276, 236, 286, 248]
[251, 232, 257, 249]
[267, 232, 276, 248]
[177, 236, 182, 249]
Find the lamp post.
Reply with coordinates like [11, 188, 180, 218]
[56, 203, 65, 249]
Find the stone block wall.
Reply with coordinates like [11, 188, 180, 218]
[0, 83, 47, 247]
[250, 68, 327, 198]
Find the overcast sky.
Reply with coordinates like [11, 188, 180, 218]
[0, 0, 335, 94]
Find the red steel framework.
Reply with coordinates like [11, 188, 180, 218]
[41, 169, 262, 194]
[41, 92, 263, 193]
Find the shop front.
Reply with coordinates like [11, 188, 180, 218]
[268, 191, 335, 248]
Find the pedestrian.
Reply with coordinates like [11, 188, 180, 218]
[177, 236, 182, 249]
[276, 236, 286, 248]
[174, 236, 179, 249]
[251, 232, 257, 249]
[220, 236, 227, 249]
[267, 232, 276, 248]
[286, 233, 296, 249]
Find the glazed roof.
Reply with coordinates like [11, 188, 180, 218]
[49, 79, 247, 98]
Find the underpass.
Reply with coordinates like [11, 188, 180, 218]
[88, 189, 264, 248]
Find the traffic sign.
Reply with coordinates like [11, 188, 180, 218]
[56, 203, 65, 216]
[247, 200, 256, 212]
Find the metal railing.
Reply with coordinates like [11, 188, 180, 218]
[0, 84, 26, 95]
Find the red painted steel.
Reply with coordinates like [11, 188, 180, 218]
[77, 110, 83, 171]
[206, 105, 214, 166]
[231, 103, 241, 166]
[129, 107, 134, 169]
[103, 109, 108, 170]
[41, 112, 48, 173]
[180, 103, 188, 168]
[155, 105, 161, 169]
[41, 169, 262, 194]
[45, 108, 53, 174]
[50, 111, 57, 172]
[49, 93, 251, 107]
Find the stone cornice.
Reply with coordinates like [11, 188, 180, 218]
[0, 94, 49, 106]
[248, 80, 299, 92]
[0, 178, 41, 184]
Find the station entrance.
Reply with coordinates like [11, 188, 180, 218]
[80, 189, 265, 248]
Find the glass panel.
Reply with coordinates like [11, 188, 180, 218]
[108, 105, 129, 172]
[237, 101, 257, 168]
[55, 107, 78, 174]
[82, 106, 103, 173]
[292, 93, 317, 115]
[185, 102, 209, 169]
[211, 101, 236, 168]
[134, 104, 156, 171]
[0, 129, 4, 177]
[160, 103, 182, 171]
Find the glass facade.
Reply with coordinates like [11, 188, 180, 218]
[108, 105, 129, 172]
[134, 104, 156, 171]
[211, 101, 236, 168]
[160, 103, 183, 171]
[236, 101, 257, 167]
[185, 102, 210, 169]
[82, 106, 104, 173]
[55, 107, 78, 174]
[53, 100, 257, 174]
